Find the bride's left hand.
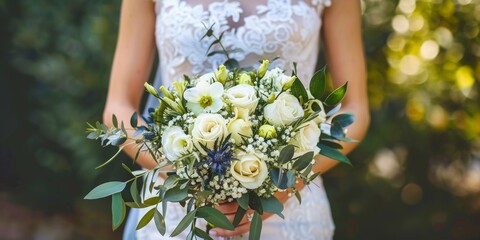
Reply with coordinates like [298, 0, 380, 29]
[210, 183, 304, 237]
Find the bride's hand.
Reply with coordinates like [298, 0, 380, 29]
[210, 183, 305, 237]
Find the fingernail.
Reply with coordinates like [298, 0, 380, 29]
[209, 230, 217, 236]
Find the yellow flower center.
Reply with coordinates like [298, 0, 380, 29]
[199, 95, 213, 109]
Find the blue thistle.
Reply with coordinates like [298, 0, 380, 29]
[198, 134, 236, 177]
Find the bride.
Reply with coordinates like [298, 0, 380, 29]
[103, 0, 369, 239]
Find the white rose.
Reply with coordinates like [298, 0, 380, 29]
[264, 93, 305, 126]
[225, 84, 259, 113]
[228, 118, 253, 144]
[161, 126, 193, 161]
[289, 121, 321, 155]
[230, 151, 268, 189]
[191, 113, 228, 154]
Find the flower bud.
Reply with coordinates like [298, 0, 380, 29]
[259, 124, 277, 139]
[267, 93, 276, 103]
[144, 83, 159, 98]
[257, 60, 269, 79]
[282, 76, 296, 91]
[238, 73, 253, 85]
[160, 86, 174, 99]
[173, 81, 186, 100]
[214, 65, 228, 85]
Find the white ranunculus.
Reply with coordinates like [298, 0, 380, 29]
[225, 84, 258, 113]
[264, 93, 305, 126]
[161, 126, 193, 161]
[191, 113, 228, 154]
[184, 81, 224, 114]
[230, 151, 268, 189]
[289, 121, 321, 155]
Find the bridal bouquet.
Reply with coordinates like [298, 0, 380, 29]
[85, 29, 354, 240]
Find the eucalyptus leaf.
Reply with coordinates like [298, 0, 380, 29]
[154, 209, 166, 236]
[294, 191, 302, 204]
[324, 82, 348, 106]
[130, 112, 138, 128]
[84, 181, 126, 200]
[309, 66, 326, 100]
[112, 114, 118, 128]
[319, 140, 344, 150]
[326, 103, 342, 117]
[330, 122, 345, 139]
[136, 207, 156, 230]
[318, 143, 352, 166]
[144, 196, 160, 206]
[111, 193, 126, 230]
[332, 113, 355, 127]
[164, 187, 188, 202]
[121, 163, 132, 174]
[260, 196, 284, 219]
[130, 179, 141, 204]
[269, 168, 288, 190]
[224, 58, 240, 70]
[170, 209, 196, 237]
[292, 151, 314, 171]
[197, 206, 235, 230]
[277, 145, 295, 164]
[248, 212, 262, 240]
[237, 193, 249, 210]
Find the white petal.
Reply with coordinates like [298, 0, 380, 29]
[206, 99, 224, 113]
[208, 82, 225, 98]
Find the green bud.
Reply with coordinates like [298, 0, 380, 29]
[173, 81, 186, 100]
[259, 124, 277, 139]
[257, 60, 269, 79]
[144, 83, 159, 98]
[267, 93, 276, 104]
[160, 86, 175, 100]
[238, 73, 253, 85]
[214, 65, 228, 84]
[282, 76, 296, 91]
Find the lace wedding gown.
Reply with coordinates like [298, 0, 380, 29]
[124, 0, 335, 239]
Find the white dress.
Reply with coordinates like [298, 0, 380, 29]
[130, 0, 336, 239]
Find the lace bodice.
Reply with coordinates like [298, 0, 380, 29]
[154, 0, 331, 86]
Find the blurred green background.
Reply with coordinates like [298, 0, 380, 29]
[1, 0, 479, 239]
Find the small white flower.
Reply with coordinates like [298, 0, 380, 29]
[184, 81, 224, 114]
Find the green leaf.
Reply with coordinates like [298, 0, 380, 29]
[111, 193, 126, 230]
[232, 206, 247, 227]
[112, 114, 118, 128]
[309, 66, 327, 100]
[248, 192, 263, 214]
[330, 122, 345, 139]
[332, 113, 355, 127]
[130, 179, 141, 205]
[111, 136, 127, 146]
[163, 186, 188, 202]
[144, 196, 160, 206]
[136, 207, 156, 230]
[124, 202, 147, 208]
[290, 78, 308, 104]
[248, 211, 262, 240]
[122, 163, 132, 174]
[194, 227, 214, 240]
[269, 168, 288, 190]
[294, 191, 302, 204]
[154, 209, 166, 236]
[260, 197, 284, 219]
[224, 58, 240, 70]
[292, 151, 314, 171]
[277, 145, 295, 164]
[286, 171, 296, 188]
[197, 206, 235, 230]
[237, 193, 249, 210]
[170, 209, 196, 237]
[324, 82, 348, 106]
[318, 143, 352, 166]
[130, 112, 138, 128]
[84, 181, 126, 200]
[320, 140, 343, 150]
